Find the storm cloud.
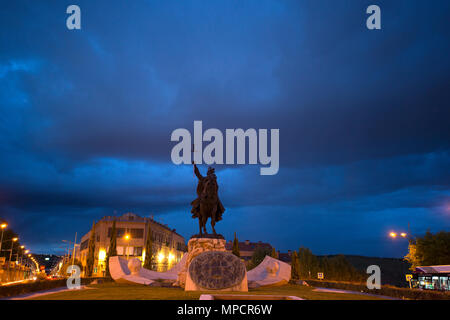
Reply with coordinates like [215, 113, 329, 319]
[0, 0, 449, 256]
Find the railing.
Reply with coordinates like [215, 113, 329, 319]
[0, 263, 32, 284]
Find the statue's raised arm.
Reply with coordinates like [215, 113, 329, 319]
[193, 163, 203, 181]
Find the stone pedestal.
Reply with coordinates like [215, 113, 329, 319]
[175, 236, 248, 292]
[174, 236, 226, 288]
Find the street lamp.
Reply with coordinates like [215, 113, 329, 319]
[63, 233, 79, 266]
[5, 237, 18, 282]
[19, 245, 25, 265]
[124, 234, 131, 260]
[389, 231, 409, 239]
[8, 237, 18, 262]
[0, 223, 7, 252]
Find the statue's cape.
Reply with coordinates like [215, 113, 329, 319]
[191, 175, 224, 221]
[190, 198, 225, 221]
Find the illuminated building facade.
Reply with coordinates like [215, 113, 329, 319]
[78, 213, 186, 276]
[411, 265, 450, 291]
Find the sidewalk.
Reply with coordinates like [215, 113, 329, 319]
[313, 287, 400, 300]
[3, 285, 89, 300]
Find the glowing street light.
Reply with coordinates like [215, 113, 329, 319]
[0, 222, 7, 252]
[124, 234, 131, 259]
[7, 237, 19, 277]
[389, 231, 410, 242]
[157, 252, 165, 263]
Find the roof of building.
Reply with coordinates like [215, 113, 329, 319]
[415, 265, 450, 274]
[99, 212, 184, 238]
[225, 240, 272, 252]
[278, 252, 292, 263]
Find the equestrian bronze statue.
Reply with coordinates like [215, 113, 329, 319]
[190, 163, 225, 235]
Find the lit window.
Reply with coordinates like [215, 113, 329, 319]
[98, 249, 106, 261]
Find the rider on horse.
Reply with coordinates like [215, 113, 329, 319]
[191, 164, 225, 222]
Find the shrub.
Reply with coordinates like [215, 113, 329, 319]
[305, 279, 450, 300]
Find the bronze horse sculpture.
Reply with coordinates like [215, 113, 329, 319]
[190, 164, 225, 235]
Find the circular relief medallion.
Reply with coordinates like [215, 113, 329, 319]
[188, 251, 246, 290]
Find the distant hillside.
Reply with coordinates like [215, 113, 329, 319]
[321, 255, 412, 287]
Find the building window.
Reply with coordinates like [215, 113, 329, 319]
[117, 246, 124, 255]
[108, 228, 126, 238]
[133, 247, 143, 256]
[80, 239, 89, 251]
[130, 228, 144, 239]
[126, 246, 133, 256]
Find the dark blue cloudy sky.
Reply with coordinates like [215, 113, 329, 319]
[1, 1, 449, 257]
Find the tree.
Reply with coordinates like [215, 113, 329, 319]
[105, 219, 117, 277]
[314, 254, 364, 282]
[405, 231, 450, 269]
[60, 259, 83, 277]
[247, 245, 271, 270]
[290, 251, 300, 281]
[86, 221, 96, 277]
[232, 232, 240, 257]
[404, 242, 419, 270]
[298, 247, 319, 279]
[143, 223, 154, 270]
[319, 256, 330, 280]
[271, 247, 277, 259]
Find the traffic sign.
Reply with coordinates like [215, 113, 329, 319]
[405, 274, 413, 289]
[317, 272, 324, 280]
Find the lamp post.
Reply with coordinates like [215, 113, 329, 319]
[5, 237, 18, 282]
[63, 233, 79, 266]
[23, 250, 29, 277]
[124, 233, 131, 260]
[27, 253, 31, 271]
[0, 223, 7, 252]
[18, 245, 25, 264]
[8, 237, 18, 262]
[389, 223, 414, 242]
